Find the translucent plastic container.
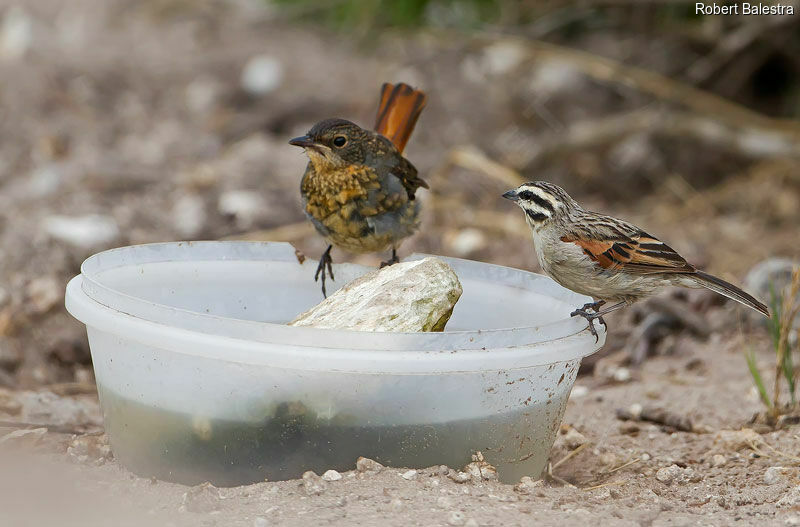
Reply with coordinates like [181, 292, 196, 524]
[65, 241, 605, 486]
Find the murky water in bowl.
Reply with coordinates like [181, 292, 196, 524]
[98, 384, 570, 486]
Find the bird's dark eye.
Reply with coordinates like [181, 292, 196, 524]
[332, 136, 347, 147]
[518, 190, 534, 200]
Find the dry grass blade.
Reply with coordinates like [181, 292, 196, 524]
[447, 146, 526, 187]
[772, 267, 800, 412]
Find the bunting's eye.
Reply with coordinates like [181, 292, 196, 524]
[332, 136, 347, 147]
[518, 190, 534, 201]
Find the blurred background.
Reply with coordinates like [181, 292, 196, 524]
[0, 0, 799, 389]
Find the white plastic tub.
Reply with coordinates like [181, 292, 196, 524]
[65, 241, 605, 486]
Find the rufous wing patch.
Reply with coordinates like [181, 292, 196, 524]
[561, 232, 695, 274]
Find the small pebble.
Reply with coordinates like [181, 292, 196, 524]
[240, 55, 284, 95]
[301, 471, 326, 495]
[570, 385, 589, 399]
[628, 403, 643, 420]
[448, 471, 471, 484]
[356, 456, 384, 473]
[711, 454, 727, 468]
[447, 511, 466, 526]
[253, 517, 268, 527]
[437, 497, 453, 509]
[613, 367, 631, 383]
[401, 469, 417, 480]
[765, 467, 786, 485]
[322, 469, 342, 481]
[42, 214, 119, 249]
[514, 476, 542, 494]
[564, 427, 588, 450]
[655, 464, 682, 484]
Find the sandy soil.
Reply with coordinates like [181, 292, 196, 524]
[3, 327, 800, 527]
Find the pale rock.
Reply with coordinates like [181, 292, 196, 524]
[448, 471, 471, 484]
[711, 454, 727, 468]
[613, 367, 632, 383]
[569, 385, 589, 399]
[17, 390, 101, 428]
[401, 469, 417, 480]
[301, 471, 326, 495]
[42, 214, 119, 249]
[514, 476, 542, 494]
[765, 467, 787, 485]
[356, 456, 384, 473]
[290, 258, 462, 332]
[322, 469, 342, 482]
[563, 427, 588, 450]
[172, 194, 206, 238]
[528, 60, 583, 97]
[0, 388, 21, 414]
[26, 276, 62, 315]
[218, 190, 265, 230]
[483, 41, 527, 75]
[253, 517, 268, 527]
[240, 55, 284, 95]
[0, 6, 32, 60]
[655, 464, 683, 484]
[67, 434, 112, 465]
[445, 228, 487, 256]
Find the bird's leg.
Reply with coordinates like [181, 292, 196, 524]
[570, 301, 626, 342]
[578, 300, 606, 313]
[380, 248, 400, 268]
[314, 245, 334, 298]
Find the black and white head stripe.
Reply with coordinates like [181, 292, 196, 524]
[503, 182, 565, 222]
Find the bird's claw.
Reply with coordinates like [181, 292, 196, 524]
[315, 246, 334, 298]
[570, 306, 605, 343]
[379, 249, 400, 269]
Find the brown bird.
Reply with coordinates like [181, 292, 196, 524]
[289, 83, 428, 297]
[503, 181, 769, 339]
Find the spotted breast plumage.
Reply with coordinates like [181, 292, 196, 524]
[290, 83, 428, 296]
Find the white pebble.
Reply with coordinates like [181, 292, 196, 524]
[240, 55, 284, 95]
[711, 454, 727, 468]
[321, 469, 342, 481]
[765, 467, 786, 485]
[570, 385, 589, 399]
[401, 469, 417, 480]
[42, 214, 119, 248]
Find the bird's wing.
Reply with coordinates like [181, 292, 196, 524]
[388, 156, 428, 201]
[374, 83, 427, 154]
[560, 219, 695, 275]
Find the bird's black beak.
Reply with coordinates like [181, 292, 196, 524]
[502, 190, 519, 202]
[289, 135, 315, 148]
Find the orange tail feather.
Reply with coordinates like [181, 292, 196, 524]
[373, 82, 427, 154]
